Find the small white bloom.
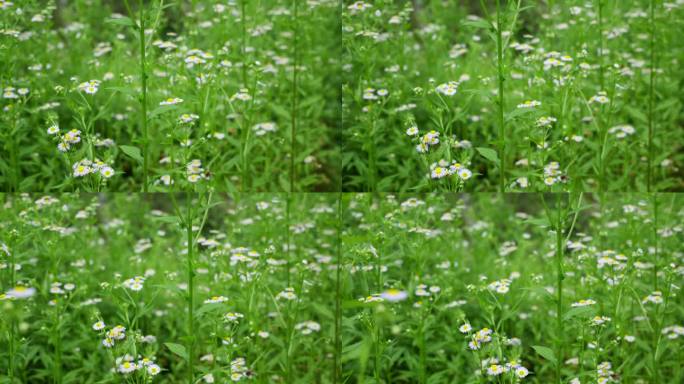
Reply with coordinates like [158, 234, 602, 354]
[93, 321, 106, 331]
[380, 288, 408, 302]
[6, 286, 36, 299]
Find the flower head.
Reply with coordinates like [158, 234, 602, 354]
[6, 286, 36, 299]
[380, 288, 408, 302]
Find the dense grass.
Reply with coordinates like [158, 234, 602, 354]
[1, 192, 683, 383]
[340, 193, 684, 383]
[342, 0, 683, 192]
[0, 0, 340, 192]
[0, 193, 340, 383]
[1, 1, 684, 383]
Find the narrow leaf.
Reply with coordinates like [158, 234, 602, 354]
[563, 305, 595, 321]
[105, 17, 136, 28]
[119, 145, 143, 164]
[164, 342, 188, 361]
[476, 147, 500, 163]
[532, 345, 558, 365]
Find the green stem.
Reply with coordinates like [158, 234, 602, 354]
[374, 323, 381, 382]
[597, 0, 604, 90]
[286, 195, 292, 287]
[647, 0, 656, 191]
[8, 237, 16, 383]
[9, 114, 19, 192]
[54, 308, 62, 384]
[540, 194, 564, 384]
[333, 194, 342, 383]
[652, 193, 660, 384]
[495, 0, 506, 192]
[555, 194, 564, 384]
[367, 118, 377, 192]
[241, 0, 248, 87]
[653, 194, 659, 292]
[290, 0, 299, 193]
[8, 323, 14, 384]
[186, 192, 195, 384]
[419, 311, 426, 384]
[139, 1, 149, 192]
[125, 0, 149, 192]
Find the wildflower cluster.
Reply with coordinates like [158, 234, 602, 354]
[72, 159, 116, 179]
[122, 276, 145, 292]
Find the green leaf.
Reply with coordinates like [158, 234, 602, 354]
[152, 216, 181, 225]
[532, 345, 558, 365]
[106, 86, 136, 95]
[563, 305, 595, 321]
[105, 17, 136, 28]
[164, 343, 188, 361]
[525, 217, 551, 228]
[195, 303, 225, 317]
[505, 107, 536, 122]
[119, 145, 143, 164]
[462, 19, 491, 30]
[476, 147, 500, 163]
[148, 105, 179, 119]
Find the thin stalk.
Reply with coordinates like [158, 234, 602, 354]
[647, 0, 656, 191]
[651, 193, 660, 383]
[290, 0, 299, 193]
[333, 194, 342, 383]
[54, 307, 62, 384]
[597, 0, 604, 90]
[653, 194, 659, 291]
[367, 118, 377, 192]
[285, 195, 292, 287]
[240, 0, 248, 87]
[366, 195, 383, 381]
[139, 1, 148, 192]
[374, 323, 381, 382]
[541, 194, 564, 384]
[8, 321, 14, 383]
[239, 75, 258, 192]
[284, 297, 299, 384]
[186, 192, 195, 384]
[555, 194, 564, 384]
[124, 0, 149, 191]
[284, 195, 293, 382]
[495, 0, 506, 192]
[419, 310, 427, 384]
[9, 115, 19, 192]
[8, 238, 15, 383]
